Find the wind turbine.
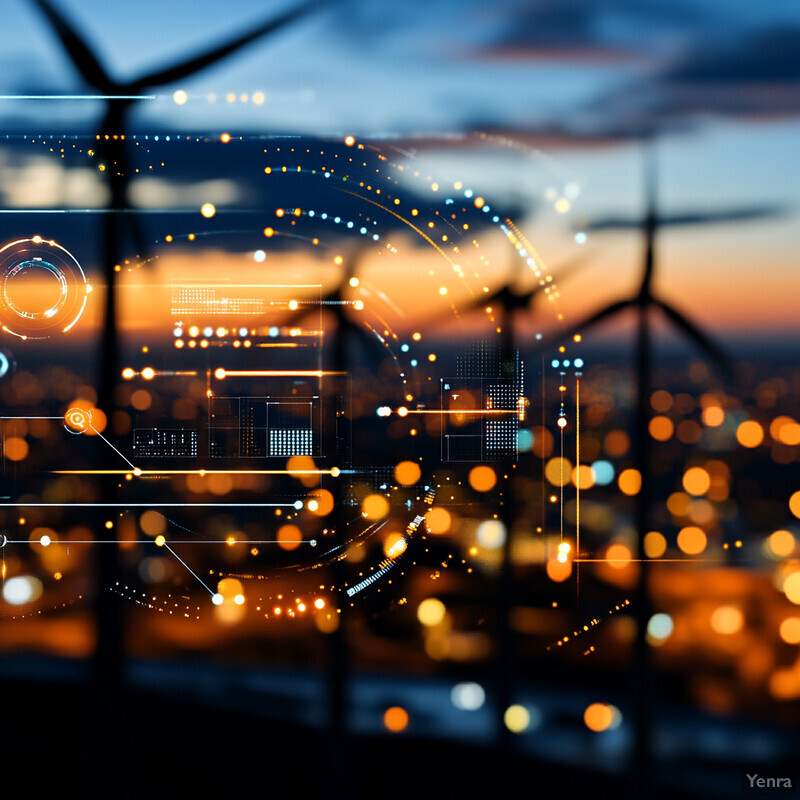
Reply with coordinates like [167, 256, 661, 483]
[28, 2, 329, 792]
[564, 145, 767, 799]
[32, 0, 325, 406]
[467, 253, 586, 372]
[280, 246, 392, 368]
[434, 245, 582, 747]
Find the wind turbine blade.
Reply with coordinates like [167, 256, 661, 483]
[280, 291, 338, 330]
[32, 0, 116, 92]
[459, 254, 593, 317]
[583, 205, 784, 232]
[458, 286, 514, 317]
[544, 253, 591, 295]
[654, 298, 732, 370]
[534, 296, 635, 352]
[279, 241, 366, 328]
[325, 313, 388, 368]
[569, 297, 636, 335]
[130, 0, 324, 89]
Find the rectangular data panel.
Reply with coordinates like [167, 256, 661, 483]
[209, 396, 320, 458]
[440, 377, 519, 461]
[132, 428, 198, 458]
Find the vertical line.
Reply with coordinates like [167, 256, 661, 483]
[440, 380, 445, 462]
[541, 355, 546, 533]
[265, 402, 270, 457]
[237, 396, 242, 458]
[206, 368, 212, 457]
[576, 377, 580, 603]
[560, 423, 564, 543]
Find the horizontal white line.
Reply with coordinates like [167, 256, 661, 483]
[7, 539, 309, 545]
[0, 95, 156, 100]
[0, 502, 297, 507]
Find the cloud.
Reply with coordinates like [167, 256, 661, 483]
[571, 24, 800, 136]
[128, 178, 241, 209]
[668, 27, 800, 86]
[459, 4, 800, 140]
[0, 154, 109, 207]
[475, 0, 707, 60]
[654, 26, 800, 117]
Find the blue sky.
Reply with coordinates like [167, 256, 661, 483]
[1, 0, 797, 135]
[1, 0, 798, 339]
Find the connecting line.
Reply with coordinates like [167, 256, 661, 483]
[163, 543, 215, 596]
[136, 284, 323, 289]
[0, 416, 62, 419]
[560, 423, 564, 544]
[53, 469, 350, 476]
[6, 539, 307, 545]
[215, 370, 347, 378]
[90, 425, 138, 471]
[403, 409, 519, 415]
[0, 94, 156, 100]
[574, 558, 733, 563]
[576, 378, 580, 602]
[0, 209, 252, 215]
[0, 503, 300, 507]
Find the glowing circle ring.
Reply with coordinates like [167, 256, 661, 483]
[64, 406, 92, 435]
[0, 237, 90, 339]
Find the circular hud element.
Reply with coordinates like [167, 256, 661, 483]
[0, 237, 90, 339]
[63, 406, 93, 434]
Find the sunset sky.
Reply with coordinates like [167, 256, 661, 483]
[0, 0, 797, 347]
